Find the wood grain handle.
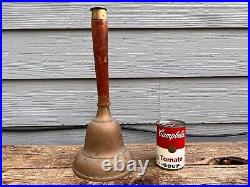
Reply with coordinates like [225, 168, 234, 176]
[91, 7, 110, 107]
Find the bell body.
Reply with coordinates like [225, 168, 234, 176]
[73, 107, 133, 181]
[72, 7, 133, 181]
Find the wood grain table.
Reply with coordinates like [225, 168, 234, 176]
[2, 142, 248, 184]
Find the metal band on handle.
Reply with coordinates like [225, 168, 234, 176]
[91, 7, 107, 19]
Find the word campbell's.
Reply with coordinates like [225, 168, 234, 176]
[158, 129, 185, 140]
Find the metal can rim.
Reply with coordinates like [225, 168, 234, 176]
[155, 119, 186, 128]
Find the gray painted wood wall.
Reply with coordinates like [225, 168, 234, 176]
[2, 3, 248, 144]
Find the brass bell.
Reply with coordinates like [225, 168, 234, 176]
[72, 7, 133, 181]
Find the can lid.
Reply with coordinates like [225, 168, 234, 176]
[155, 119, 186, 128]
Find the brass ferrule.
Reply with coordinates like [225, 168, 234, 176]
[94, 106, 113, 122]
[90, 7, 107, 19]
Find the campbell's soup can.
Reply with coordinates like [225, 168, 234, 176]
[156, 120, 186, 170]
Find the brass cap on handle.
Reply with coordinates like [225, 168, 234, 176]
[90, 7, 107, 19]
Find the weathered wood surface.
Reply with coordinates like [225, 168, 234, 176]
[2, 3, 248, 29]
[2, 78, 247, 127]
[2, 142, 248, 184]
[3, 29, 247, 79]
[2, 124, 248, 145]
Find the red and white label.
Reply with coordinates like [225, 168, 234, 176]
[156, 125, 186, 170]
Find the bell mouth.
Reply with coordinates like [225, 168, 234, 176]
[73, 166, 130, 182]
[72, 146, 133, 181]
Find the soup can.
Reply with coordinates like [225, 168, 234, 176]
[156, 120, 186, 170]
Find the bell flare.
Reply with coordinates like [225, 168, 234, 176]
[73, 146, 132, 181]
[72, 119, 133, 181]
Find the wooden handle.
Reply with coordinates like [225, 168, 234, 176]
[91, 7, 110, 107]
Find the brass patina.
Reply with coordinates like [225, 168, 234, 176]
[72, 7, 133, 181]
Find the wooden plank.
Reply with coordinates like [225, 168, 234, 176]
[2, 3, 248, 29]
[2, 142, 248, 184]
[2, 142, 248, 168]
[2, 29, 247, 79]
[2, 124, 248, 145]
[2, 77, 247, 127]
[2, 166, 248, 184]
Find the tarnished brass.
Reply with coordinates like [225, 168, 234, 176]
[91, 7, 107, 19]
[72, 7, 133, 181]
